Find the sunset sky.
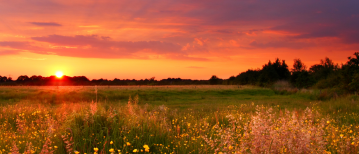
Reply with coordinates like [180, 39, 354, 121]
[1, 0, 359, 80]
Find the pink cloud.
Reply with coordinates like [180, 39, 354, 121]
[0, 35, 208, 60]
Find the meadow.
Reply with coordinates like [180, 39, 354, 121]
[1, 85, 359, 154]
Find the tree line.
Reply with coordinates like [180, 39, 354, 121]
[0, 75, 209, 86]
[213, 52, 358, 93]
[1, 52, 358, 92]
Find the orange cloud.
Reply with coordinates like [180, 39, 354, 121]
[1, 0, 359, 79]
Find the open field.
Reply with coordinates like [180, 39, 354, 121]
[1, 85, 359, 153]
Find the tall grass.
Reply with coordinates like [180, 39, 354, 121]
[1, 97, 359, 153]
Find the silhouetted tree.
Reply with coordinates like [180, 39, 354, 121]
[259, 64, 279, 86]
[257, 58, 290, 86]
[209, 75, 221, 85]
[347, 52, 359, 66]
[16, 75, 30, 82]
[7, 77, 13, 82]
[343, 52, 359, 91]
[309, 57, 338, 82]
[290, 59, 313, 88]
[292, 59, 306, 72]
[308, 57, 344, 89]
[273, 58, 291, 80]
[235, 69, 261, 85]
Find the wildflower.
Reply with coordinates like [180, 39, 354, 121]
[75, 151, 80, 154]
[127, 142, 131, 146]
[133, 149, 138, 153]
[228, 145, 233, 150]
[352, 142, 355, 145]
[94, 148, 99, 152]
[109, 148, 114, 153]
[327, 121, 330, 124]
[340, 134, 344, 138]
[54, 146, 58, 149]
[110, 141, 113, 144]
[144, 145, 150, 152]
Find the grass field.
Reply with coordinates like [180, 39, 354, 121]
[0, 85, 359, 153]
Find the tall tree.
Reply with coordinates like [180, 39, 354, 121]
[292, 59, 306, 72]
[309, 57, 338, 81]
[290, 59, 313, 88]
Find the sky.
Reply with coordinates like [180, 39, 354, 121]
[0, 0, 359, 80]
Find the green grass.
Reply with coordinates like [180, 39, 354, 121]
[1, 85, 358, 119]
[0, 85, 357, 112]
[0, 85, 311, 108]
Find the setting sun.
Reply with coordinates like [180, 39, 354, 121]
[55, 71, 63, 78]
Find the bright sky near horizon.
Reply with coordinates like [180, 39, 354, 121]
[0, 0, 359, 80]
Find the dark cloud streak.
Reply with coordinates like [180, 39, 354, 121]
[29, 22, 62, 26]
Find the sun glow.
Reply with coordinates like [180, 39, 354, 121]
[55, 71, 64, 78]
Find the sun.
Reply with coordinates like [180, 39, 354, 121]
[55, 71, 64, 78]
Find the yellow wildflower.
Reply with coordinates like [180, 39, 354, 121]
[143, 144, 150, 152]
[109, 148, 114, 153]
[94, 147, 99, 152]
[74, 151, 80, 154]
[127, 142, 131, 146]
[110, 141, 113, 144]
[143, 145, 149, 149]
[133, 149, 138, 153]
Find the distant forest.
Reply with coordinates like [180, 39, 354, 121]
[1, 52, 358, 92]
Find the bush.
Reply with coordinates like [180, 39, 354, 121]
[271, 81, 298, 95]
[349, 73, 359, 91]
[314, 74, 342, 89]
[290, 71, 315, 88]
